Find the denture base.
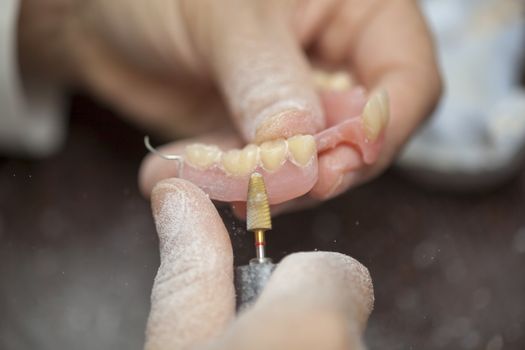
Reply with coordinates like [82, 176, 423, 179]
[179, 159, 318, 204]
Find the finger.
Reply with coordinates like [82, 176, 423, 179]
[309, 144, 362, 199]
[348, 0, 442, 166]
[293, 0, 340, 46]
[316, 0, 371, 64]
[75, 34, 229, 137]
[309, 85, 367, 200]
[187, 1, 325, 143]
[145, 179, 235, 350]
[209, 252, 374, 350]
[318, 0, 441, 189]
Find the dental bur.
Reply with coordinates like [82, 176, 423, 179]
[247, 173, 272, 263]
[234, 172, 276, 311]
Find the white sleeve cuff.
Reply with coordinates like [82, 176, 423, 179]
[0, 0, 66, 157]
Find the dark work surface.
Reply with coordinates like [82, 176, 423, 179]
[1, 96, 524, 350]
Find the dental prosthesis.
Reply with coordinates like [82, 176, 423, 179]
[146, 71, 389, 204]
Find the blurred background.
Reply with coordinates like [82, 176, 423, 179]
[1, 0, 525, 349]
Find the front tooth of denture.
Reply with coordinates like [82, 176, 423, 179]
[221, 144, 259, 176]
[287, 134, 317, 166]
[363, 89, 390, 141]
[185, 144, 222, 169]
[260, 139, 287, 172]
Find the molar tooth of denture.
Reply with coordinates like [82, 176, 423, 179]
[259, 139, 287, 172]
[313, 70, 330, 88]
[287, 134, 317, 166]
[362, 89, 390, 141]
[313, 70, 352, 91]
[221, 144, 259, 176]
[185, 144, 222, 169]
[327, 72, 353, 91]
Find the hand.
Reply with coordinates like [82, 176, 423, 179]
[145, 178, 374, 350]
[19, 0, 441, 203]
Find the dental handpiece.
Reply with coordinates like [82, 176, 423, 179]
[234, 172, 276, 311]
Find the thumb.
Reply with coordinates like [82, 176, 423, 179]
[208, 252, 374, 350]
[145, 178, 235, 350]
[187, 0, 324, 143]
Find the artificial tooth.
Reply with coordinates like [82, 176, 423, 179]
[260, 139, 287, 172]
[313, 70, 352, 91]
[313, 70, 331, 89]
[184, 143, 221, 169]
[327, 72, 352, 91]
[362, 89, 390, 141]
[221, 144, 259, 176]
[288, 134, 316, 166]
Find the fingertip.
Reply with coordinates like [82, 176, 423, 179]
[149, 177, 226, 251]
[279, 251, 372, 285]
[150, 178, 219, 246]
[214, 251, 373, 350]
[204, 1, 325, 144]
[310, 145, 362, 199]
[260, 251, 374, 331]
[283, 251, 374, 313]
[139, 149, 183, 199]
[254, 107, 324, 144]
[139, 152, 162, 198]
[150, 178, 192, 215]
[139, 129, 243, 199]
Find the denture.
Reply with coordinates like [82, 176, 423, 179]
[148, 73, 389, 204]
[179, 135, 318, 204]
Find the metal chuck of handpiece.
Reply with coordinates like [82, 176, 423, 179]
[234, 172, 276, 311]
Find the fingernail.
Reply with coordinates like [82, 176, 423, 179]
[254, 108, 323, 143]
[325, 174, 344, 199]
[326, 172, 359, 199]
